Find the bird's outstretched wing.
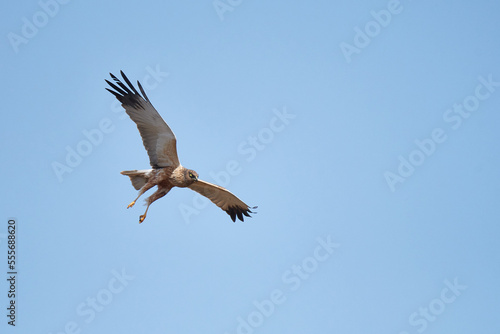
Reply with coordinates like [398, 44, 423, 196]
[106, 71, 180, 168]
[188, 180, 256, 222]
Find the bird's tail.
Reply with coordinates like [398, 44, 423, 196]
[120, 169, 153, 190]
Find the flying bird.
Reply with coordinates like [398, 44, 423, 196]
[106, 71, 256, 223]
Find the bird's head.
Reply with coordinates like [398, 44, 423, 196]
[186, 169, 199, 183]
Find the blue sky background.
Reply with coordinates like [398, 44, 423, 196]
[1, 0, 500, 333]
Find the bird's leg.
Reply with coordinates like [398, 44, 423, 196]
[138, 187, 170, 224]
[139, 205, 150, 223]
[127, 182, 155, 209]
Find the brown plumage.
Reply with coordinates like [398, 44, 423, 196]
[106, 71, 256, 223]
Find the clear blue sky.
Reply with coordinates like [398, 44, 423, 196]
[2, 0, 500, 333]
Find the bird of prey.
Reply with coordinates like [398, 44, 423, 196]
[105, 71, 255, 223]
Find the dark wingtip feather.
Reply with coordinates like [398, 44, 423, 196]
[105, 79, 128, 97]
[105, 88, 123, 100]
[111, 74, 133, 95]
[109, 72, 119, 81]
[225, 206, 257, 222]
[105, 71, 147, 109]
[120, 71, 140, 95]
[137, 80, 151, 102]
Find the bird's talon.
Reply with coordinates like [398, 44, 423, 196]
[139, 215, 146, 223]
[127, 201, 136, 209]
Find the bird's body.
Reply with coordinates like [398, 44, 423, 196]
[106, 71, 255, 223]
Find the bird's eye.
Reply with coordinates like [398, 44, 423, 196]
[189, 173, 193, 178]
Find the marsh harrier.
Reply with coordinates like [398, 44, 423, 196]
[106, 71, 255, 223]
